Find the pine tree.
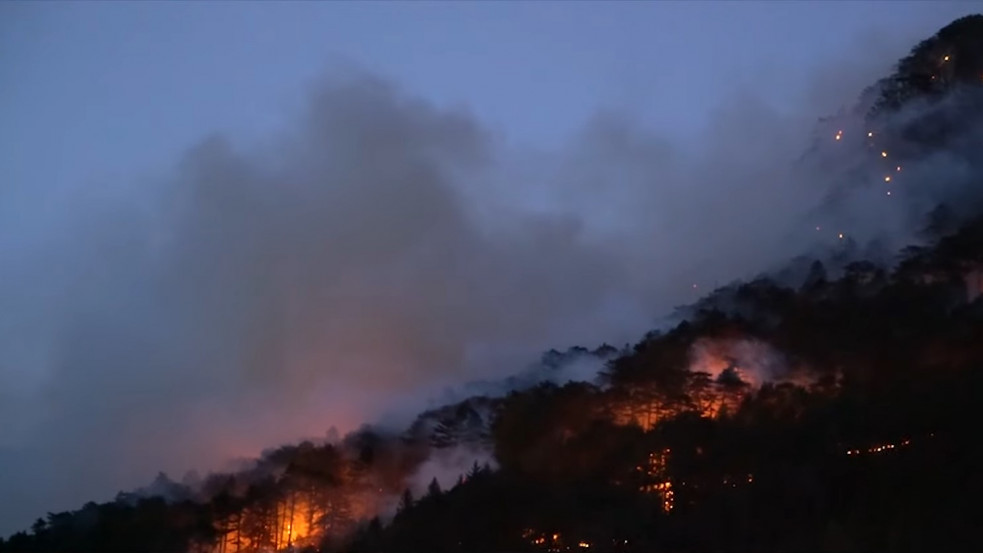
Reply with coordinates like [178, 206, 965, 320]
[425, 477, 441, 499]
[397, 489, 414, 513]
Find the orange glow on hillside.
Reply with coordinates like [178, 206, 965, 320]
[637, 448, 674, 512]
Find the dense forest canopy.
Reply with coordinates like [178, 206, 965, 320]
[4, 14, 983, 553]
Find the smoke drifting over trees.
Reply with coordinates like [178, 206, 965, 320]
[2, 12, 983, 540]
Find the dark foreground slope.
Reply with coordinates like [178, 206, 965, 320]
[348, 239, 983, 552]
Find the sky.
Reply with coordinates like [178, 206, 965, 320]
[1, 0, 979, 537]
[3, 2, 975, 190]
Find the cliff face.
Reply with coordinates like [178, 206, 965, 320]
[795, 15, 983, 268]
[867, 14, 983, 119]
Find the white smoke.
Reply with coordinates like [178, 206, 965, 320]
[3, 25, 983, 535]
[687, 338, 788, 388]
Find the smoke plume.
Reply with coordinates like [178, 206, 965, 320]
[2, 25, 981, 534]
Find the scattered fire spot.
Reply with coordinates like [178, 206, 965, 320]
[638, 449, 674, 512]
[845, 437, 913, 456]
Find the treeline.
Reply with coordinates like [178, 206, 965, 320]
[5, 202, 983, 553]
[0, 430, 432, 553]
[344, 212, 983, 552]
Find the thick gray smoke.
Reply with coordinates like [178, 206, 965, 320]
[1, 27, 977, 533]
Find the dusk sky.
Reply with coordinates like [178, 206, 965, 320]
[3, 2, 974, 193]
[1, 1, 979, 536]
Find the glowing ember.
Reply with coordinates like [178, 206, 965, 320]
[884, 176, 892, 182]
[867, 131, 874, 138]
[638, 449, 674, 512]
[838, 233, 844, 239]
[657, 481, 674, 512]
[881, 151, 888, 157]
[943, 55, 950, 62]
[845, 437, 913, 457]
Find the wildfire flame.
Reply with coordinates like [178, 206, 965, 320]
[211, 496, 318, 552]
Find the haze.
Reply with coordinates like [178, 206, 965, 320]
[0, 1, 975, 536]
